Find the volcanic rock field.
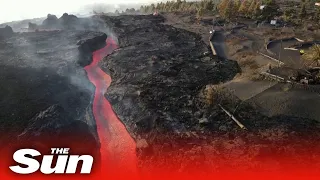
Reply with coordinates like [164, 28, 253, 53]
[1, 14, 320, 174]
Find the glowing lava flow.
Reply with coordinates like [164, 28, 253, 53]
[84, 38, 137, 179]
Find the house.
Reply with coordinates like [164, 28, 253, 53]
[270, 20, 277, 25]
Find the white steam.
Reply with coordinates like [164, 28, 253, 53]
[0, 0, 164, 23]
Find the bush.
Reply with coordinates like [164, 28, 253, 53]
[201, 84, 226, 106]
[302, 44, 320, 66]
[236, 52, 260, 69]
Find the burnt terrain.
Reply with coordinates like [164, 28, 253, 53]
[0, 28, 107, 161]
[100, 15, 239, 136]
[99, 15, 320, 173]
[0, 26, 13, 38]
[1, 12, 320, 175]
[28, 13, 111, 33]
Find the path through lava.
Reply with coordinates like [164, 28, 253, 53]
[84, 37, 138, 179]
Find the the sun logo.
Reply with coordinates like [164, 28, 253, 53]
[9, 148, 93, 174]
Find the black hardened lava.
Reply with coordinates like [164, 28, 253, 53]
[0, 30, 109, 168]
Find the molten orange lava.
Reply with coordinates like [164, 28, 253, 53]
[84, 38, 138, 179]
[2, 37, 320, 180]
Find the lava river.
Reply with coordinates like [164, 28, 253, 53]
[84, 37, 138, 179]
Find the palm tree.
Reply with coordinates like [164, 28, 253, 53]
[302, 44, 320, 66]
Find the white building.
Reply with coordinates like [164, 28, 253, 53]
[270, 20, 277, 25]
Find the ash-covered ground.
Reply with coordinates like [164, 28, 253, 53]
[99, 15, 320, 173]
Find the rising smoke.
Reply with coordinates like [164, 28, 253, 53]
[2, 12, 115, 130]
[0, 0, 168, 24]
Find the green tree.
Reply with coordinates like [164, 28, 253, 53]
[204, 0, 215, 11]
[197, 7, 204, 18]
[200, 0, 206, 9]
[260, 0, 280, 21]
[139, 6, 144, 12]
[299, 3, 307, 19]
[189, 3, 198, 13]
[150, 4, 156, 12]
[284, 8, 295, 22]
[316, 6, 320, 23]
[253, 0, 262, 17]
[234, 0, 241, 12]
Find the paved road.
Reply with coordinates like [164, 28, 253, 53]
[268, 39, 303, 68]
[250, 83, 320, 121]
[211, 31, 228, 58]
[223, 79, 278, 101]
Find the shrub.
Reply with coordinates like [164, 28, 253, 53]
[302, 44, 320, 66]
